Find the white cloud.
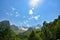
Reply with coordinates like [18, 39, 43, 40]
[32, 7, 34, 10]
[20, 26, 28, 31]
[15, 12, 19, 17]
[15, 14, 19, 17]
[23, 20, 29, 25]
[22, 20, 30, 27]
[29, 9, 33, 15]
[21, 27, 28, 31]
[29, 7, 35, 15]
[28, 16, 33, 20]
[6, 12, 19, 17]
[33, 15, 40, 20]
[12, 7, 15, 11]
[28, 17, 31, 20]
[6, 12, 13, 16]
[28, 15, 40, 20]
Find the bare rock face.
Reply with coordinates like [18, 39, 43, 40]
[0, 20, 10, 31]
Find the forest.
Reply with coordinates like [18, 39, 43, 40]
[0, 15, 60, 40]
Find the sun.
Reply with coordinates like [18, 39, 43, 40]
[29, 0, 42, 7]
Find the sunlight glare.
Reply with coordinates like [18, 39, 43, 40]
[29, 0, 42, 7]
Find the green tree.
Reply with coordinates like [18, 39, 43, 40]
[28, 30, 40, 40]
[0, 20, 16, 40]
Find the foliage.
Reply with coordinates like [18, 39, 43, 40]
[0, 15, 60, 40]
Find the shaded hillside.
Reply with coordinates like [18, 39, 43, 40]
[0, 15, 60, 40]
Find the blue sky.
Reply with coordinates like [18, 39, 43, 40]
[0, 0, 60, 27]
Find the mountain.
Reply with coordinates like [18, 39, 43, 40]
[19, 26, 28, 31]
[10, 25, 19, 34]
[10, 25, 29, 34]
[34, 24, 41, 29]
[0, 20, 10, 31]
[18, 27, 33, 38]
[10, 24, 41, 35]
[10, 25, 19, 31]
[18, 24, 41, 38]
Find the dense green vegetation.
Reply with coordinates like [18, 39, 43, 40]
[0, 15, 60, 40]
